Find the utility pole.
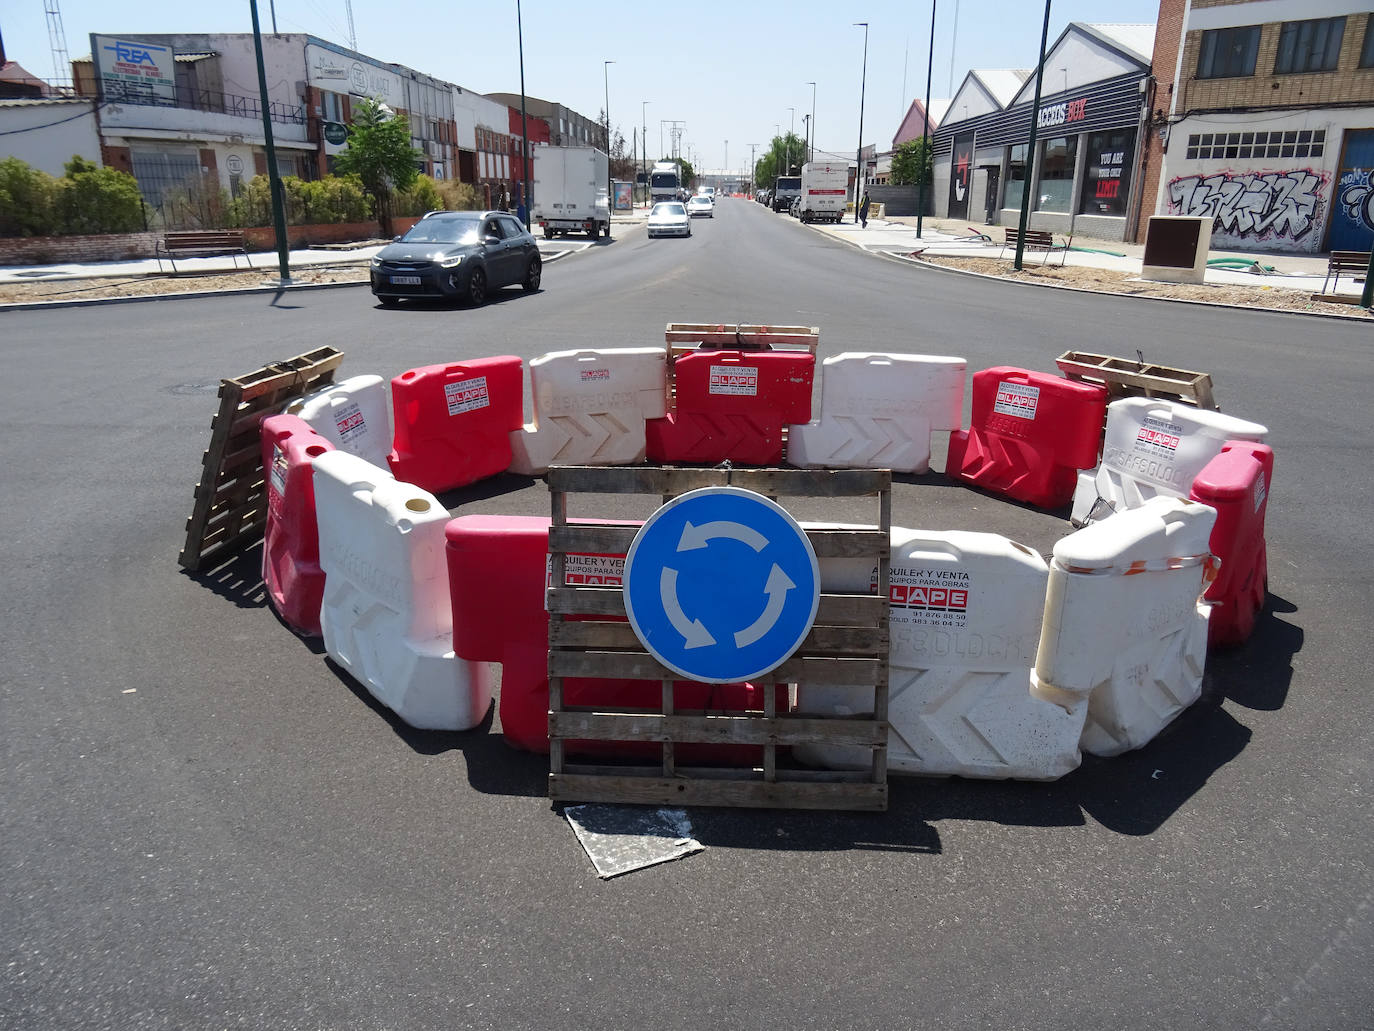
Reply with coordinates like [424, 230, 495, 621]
[917, 1, 936, 238]
[788, 107, 795, 174]
[603, 60, 614, 239]
[1015, 1, 1054, 270]
[642, 100, 650, 206]
[854, 21, 869, 222]
[749, 142, 758, 196]
[807, 81, 816, 165]
[249, 0, 290, 283]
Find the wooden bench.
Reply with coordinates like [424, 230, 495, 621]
[1000, 227, 1072, 266]
[1322, 250, 1370, 294]
[156, 230, 253, 274]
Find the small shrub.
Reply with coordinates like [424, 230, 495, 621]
[394, 174, 444, 216]
[434, 179, 482, 211]
[0, 157, 58, 237]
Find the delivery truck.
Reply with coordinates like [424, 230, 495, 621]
[531, 144, 611, 239]
[799, 162, 849, 224]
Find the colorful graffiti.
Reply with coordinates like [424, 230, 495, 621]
[1167, 169, 1330, 242]
[1337, 168, 1374, 233]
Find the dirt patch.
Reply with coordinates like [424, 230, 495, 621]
[0, 262, 370, 306]
[914, 255, 1370, 318]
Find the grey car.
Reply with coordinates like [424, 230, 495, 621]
[369, 210, 542, 307]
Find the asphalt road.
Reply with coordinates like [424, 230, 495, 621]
[3, 197, 1372, 1030]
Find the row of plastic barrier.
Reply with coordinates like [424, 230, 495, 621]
[262, 446, 1244, 776]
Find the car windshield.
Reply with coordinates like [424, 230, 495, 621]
[653, 203, 686, 216]
[689, 197, 710, 205]
[401, 217, 481, 245]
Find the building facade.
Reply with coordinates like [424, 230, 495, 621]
[932, 24, 1155, 240]
[1151, 0, 1374, 252]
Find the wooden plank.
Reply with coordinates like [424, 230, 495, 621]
[550, 619, 886, 655]
[549, 773, 887, 810]
[548, 711, 887, 747]
[548, 649, 885, 684]
[559, 762, 876, 784]
[548, 523, 639, 554]
[547, 465, 890, 499]
[1055, 350, 1217, 410]
[546, 586, 885, 626]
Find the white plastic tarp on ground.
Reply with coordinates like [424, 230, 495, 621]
[564, 805, 703, 879]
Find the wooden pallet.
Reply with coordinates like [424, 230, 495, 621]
[1056, 350, 1217, 410]
[179, 346, 344, 572]
[546, 465, 891, 811]
[665, 322, 819, 360]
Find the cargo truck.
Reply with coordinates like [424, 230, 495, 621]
[771, 174, 802, 212]
[650, 160, 682, 203]
[799, 162, 849, 224]
[531, 144, 611, 239]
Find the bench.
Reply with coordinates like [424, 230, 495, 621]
[156, 230, 253, 274]
[1321, 250, 1370, 294]
[1000, 227, 1072, 266]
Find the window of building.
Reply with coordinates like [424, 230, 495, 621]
[1036, 135, 1077, 213]
[1196, 25, 1262, 79]
[322, 91, 344, 124]
[1362, 15, 1374, 67]
[1004, 144, 1028, 209]
[1184, 129, 1326, 160]
[1078, 129, 1134, 217]
[1275, 17, 1346, 73]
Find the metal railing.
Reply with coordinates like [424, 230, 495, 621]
[101, 80, 305, 126]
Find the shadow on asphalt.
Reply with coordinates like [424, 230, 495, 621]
[183, 542, 267, 611]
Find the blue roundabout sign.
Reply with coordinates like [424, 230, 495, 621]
[623, 486, 821, 683]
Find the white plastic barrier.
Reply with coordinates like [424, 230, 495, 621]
[1032, 496, 1217, 757]
[786, 353, 966, 474]
[312, 451, 492, 730]
[508, 347, 668, 475]
[285, 374, 392, 469]
[1070, 396, 1267, 526]
[796, 529, 1088, 780]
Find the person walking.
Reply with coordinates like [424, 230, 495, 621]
[859, 191, 871, 229]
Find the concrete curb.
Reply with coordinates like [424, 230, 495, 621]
[794, 215, 1371, 324]
[0, 248, 574, 312]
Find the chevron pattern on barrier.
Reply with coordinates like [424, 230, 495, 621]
[947, 429, 1079, 508]
[795, 414, 920, 469]
[646, 411, 786, 466]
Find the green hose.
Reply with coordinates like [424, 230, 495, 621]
[1067, 246, 1127, 257]
[1206, 257, 1277, 272]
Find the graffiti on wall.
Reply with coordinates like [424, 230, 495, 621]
[1337, 168, 1374, 234]
[1167, 169, 1330, 242]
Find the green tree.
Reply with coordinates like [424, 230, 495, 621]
[333, 96, 422, 235]
[754, 132, 806, 189]
[889, 138, 933, 187]
[676, 157, 695, 190]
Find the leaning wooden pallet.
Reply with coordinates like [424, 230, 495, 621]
[179, 346, 343, 572]
[546, 465, 891, 811]
[1055, 350, 1217, 410]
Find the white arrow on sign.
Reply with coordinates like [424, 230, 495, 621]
[659, 567, 716, 649]
[676, 520, 768, 553]
[733, 564, 796, 647]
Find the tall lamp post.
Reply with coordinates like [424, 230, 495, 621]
[603, 60, 614, 238]
[1014, 1, 1053, 270]
[807, 81, 816, 164]
[517, 0, 531, 228]
[854, 21, 869, 223]
[249, 0, 290, 284]
[917, 1, 936, 238]
[641, 99, 650, 207]
[788, 107, 795, 173]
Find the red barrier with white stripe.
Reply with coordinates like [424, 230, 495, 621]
[1190, 440, 1274, 647]
[260, 414, 334, 636]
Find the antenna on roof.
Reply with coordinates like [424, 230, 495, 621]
[45, 0, 72, 91]
[345, 0, 358, 51]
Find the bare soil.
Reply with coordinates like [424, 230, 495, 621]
[0, 262, 370, 306]
[915, 255, 1370, 318]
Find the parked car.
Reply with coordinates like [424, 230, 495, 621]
[686, 195, 715, 218]
[370, 210, 540, 307]
[789, 195, 803, 218]
[647, 201, 692, 238]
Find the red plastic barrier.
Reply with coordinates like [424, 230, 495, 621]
[646, 349, 815, 466]
[1190, 440, 1273, 647]
[445, 514, 778, 759]
[260, 414, 335, 636]
[387, 357, 524, 493]
[946, 367, 1107, 509]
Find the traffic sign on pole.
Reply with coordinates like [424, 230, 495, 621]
[623, 487, 820, 683]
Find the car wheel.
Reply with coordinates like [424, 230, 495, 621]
[522, 256, 542, 292]
[542, 227, 553, 240]
[587, 223, 599, 240]
[378, 295, 399, 308]
[467, 267, 487, 306]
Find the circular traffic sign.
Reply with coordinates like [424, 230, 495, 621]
[623, 487, 820, 683]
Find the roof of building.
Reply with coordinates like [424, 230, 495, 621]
[0, 60, 54, 97]
[972, 69, 1031, 108]
[1081, 23, 1156, 65]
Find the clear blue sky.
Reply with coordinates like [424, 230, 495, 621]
[2, 0, 1162, 172]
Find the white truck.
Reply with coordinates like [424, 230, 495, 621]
[650, 161, 682, 203]
[799, 162, 849, 224]
[531, 144, 611, 239]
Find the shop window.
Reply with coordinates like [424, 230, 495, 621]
[1184, 129, 1325, 161]
[1036, 135, 1076, 214]
[1004, 144, 1028, 209]
[1275, 17, 1345, 74]
[1196, 25, 1261, 79]
[1078, 129, 1134, 217]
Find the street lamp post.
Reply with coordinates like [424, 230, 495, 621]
[788, 107, 795, 174]
[517, 0, 531, 228]
[854, 21, 869, 223]
[249, 0, 290, 284]
[807, 81, 816, 164]
[1015, 1, 1054, 271]
[917, 1, 936, 238]
[641, 100, 649, 207]
[603, 60, 614, 239]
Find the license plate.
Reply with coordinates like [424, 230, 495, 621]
[390, 275, 421, 285]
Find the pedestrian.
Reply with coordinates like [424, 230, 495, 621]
[859, 191, 871, 228]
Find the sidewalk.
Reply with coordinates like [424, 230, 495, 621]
[802, 212, 1357, 300]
